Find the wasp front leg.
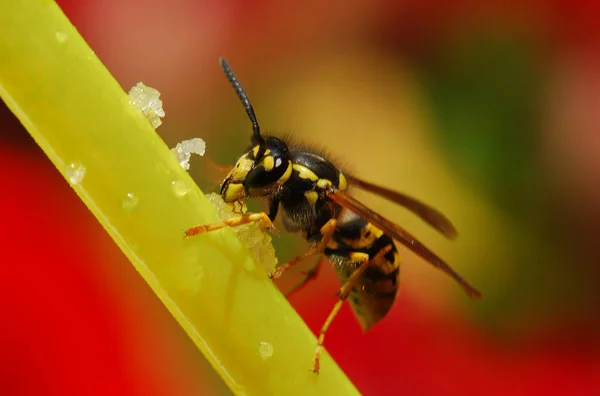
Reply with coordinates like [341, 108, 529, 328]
[185, 212, 274, 237]
[269, 218, 337, 280]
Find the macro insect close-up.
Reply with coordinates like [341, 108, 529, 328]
[4, 1, 600, 395]
[185, 58, 482, 373]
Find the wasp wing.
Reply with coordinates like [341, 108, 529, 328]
[328, 189, 482, 299]
[345, 174, 458, 239]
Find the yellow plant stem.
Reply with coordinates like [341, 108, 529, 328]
[0, 1, 360, 395]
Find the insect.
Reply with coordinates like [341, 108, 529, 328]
[185, 58, 482, 374]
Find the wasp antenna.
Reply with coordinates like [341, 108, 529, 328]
[219, 57, 265, 151]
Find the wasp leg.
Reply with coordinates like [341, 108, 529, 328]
[270, 218, 337, 280]
[283, 255, 325, 298]
[184, 212, 273, 237]
[312, 245, 394, 374]
[312, 251, 370, 374]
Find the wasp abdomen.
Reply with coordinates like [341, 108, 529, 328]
[327, 211, 401, 331]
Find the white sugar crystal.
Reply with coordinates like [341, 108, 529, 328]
[66, 162, 86, 185]
[258, 341, 274, 359]
[128, 82, 165, 128]
[171, 138, 206, 171]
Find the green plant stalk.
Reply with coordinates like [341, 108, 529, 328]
[0, 1, 360, 395]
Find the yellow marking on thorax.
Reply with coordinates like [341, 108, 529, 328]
[304, 191, 319, 206]
[293, 164, 319, 181]
[338, 172, 347, 190]
[317, 179, 332, 190]
[279, 162, 292, 184]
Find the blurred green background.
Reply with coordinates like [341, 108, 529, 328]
[1, 0, 599, 395]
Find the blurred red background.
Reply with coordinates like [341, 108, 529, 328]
[2, 0, 600, 395]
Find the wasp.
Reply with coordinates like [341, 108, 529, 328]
[185, 58, 482, 374]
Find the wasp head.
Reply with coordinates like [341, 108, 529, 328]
[221, 136, 292, 202]
[218, 58, 292, 202]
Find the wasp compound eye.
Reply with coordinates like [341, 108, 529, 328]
[243, 136, 292, 194]
[245, 155, 291, 192]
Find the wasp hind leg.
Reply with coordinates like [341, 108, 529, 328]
[312, 245, 394, 374]
[312, 251, 370, 374]
[184, 212, 273, 237]
[269, 219, 337, 280]
[283, 255, 325, 298]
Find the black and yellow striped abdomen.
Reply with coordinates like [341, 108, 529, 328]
[325, 209, 401, 331]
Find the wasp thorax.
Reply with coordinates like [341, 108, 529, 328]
[221, 137, 293, 203]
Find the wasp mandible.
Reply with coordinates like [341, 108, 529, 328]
[185, 58, 482, 374]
